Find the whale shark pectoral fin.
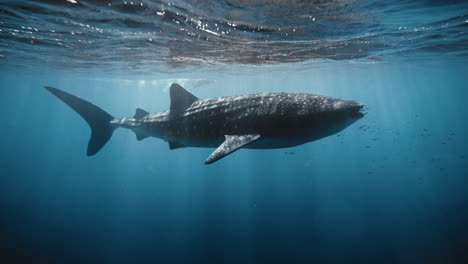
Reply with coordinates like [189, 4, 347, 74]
[134, 108, 149, 119]
[204, 134, 261, 164]
[170, 83, 199, 115]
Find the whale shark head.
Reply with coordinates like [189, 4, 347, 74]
[294, 95, 364, 140]
[332, 99, 364, 118]
[320, 98, 365, 136]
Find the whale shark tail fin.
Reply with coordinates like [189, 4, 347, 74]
[45, 86, 116, 156]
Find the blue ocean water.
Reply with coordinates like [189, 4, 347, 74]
[1, 0, 468, 263]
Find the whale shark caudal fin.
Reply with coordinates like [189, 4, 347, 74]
[205, 134, 261, 164]
[170, 83, 198, 115]
[44, 86, 116, 156]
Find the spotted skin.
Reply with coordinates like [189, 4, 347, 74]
[110, 83, 364, 163]
[46, 84, 363, 164]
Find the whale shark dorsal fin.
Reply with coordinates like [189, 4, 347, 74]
[134, 108, 149, 119]
[205, 134, 261, 164]
[170, 83, 198, 115]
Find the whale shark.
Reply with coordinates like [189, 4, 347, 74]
[45, 83, 364, 164]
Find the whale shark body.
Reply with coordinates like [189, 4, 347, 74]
[45, 84, 364, 164]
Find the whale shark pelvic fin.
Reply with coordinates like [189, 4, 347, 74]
[168, 141, 185, 150]
[134, 131, 148, 141]
[205, 134, 261, 164]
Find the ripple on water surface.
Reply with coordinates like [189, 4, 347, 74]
[0, 0, 467, 73]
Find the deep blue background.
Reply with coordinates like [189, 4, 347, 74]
[1, 60, 468, 263]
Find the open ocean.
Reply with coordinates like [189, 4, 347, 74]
[1, 0, 468, 263]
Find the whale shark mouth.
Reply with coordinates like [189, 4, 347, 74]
[357, 104, 367, 118]
[355, 110, 365, 118]
[344, 99, 363, 112]
[351, 103, 364, 112]
[348, 103, 365, 118]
